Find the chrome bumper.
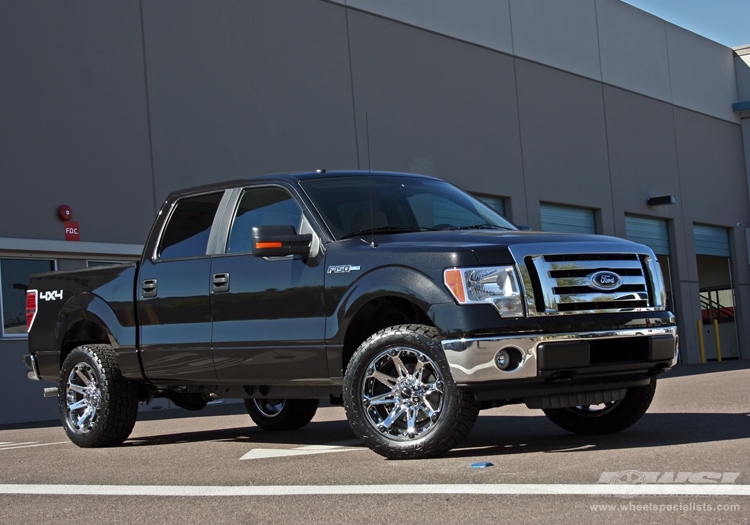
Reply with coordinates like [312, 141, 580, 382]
[441, 326, 678, 384]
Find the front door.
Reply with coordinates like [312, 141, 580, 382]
[209, 185, 328, 383]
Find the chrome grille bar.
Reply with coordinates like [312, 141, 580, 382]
[508, 242, 666, 317]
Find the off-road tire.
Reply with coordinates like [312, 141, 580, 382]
[343, 324, 480, 460]
[543, 377, 657, 435]
[58, 344, 139, 447]
[245, 399, 319, 431]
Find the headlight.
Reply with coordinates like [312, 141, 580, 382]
[444, 266, 525, 317]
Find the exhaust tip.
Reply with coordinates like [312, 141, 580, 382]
[43, 387, 58, 398]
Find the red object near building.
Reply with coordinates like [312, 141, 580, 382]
[64, 221, 80, 241]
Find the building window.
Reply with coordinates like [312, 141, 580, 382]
[1, 258, 56, 337]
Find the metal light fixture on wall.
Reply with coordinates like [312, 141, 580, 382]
[647, 195, 676, 206]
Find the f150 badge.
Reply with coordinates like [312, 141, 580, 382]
[39, 290, 63, 301]
[327, 265, 361, 274]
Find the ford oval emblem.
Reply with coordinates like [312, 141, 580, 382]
[590, 270, 622, 291]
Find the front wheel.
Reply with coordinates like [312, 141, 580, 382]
[244, 398, 319, 431]
[343, 324, 479, 459]
[543, 377, 657, 435]
[58, 344, 139, 447]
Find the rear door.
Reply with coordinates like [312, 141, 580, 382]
[209, 184, 328, 383]
[138, 190, 227, 382]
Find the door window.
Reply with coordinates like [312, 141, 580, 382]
[159, 192, 224, 259]
[226, 187, 302, 254]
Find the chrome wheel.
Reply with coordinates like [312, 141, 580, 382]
[64, 362, 102, 434]
[361, 346, 445, 441]
[344, 325, 479, 459]
[252, 399, 286, 418]
[244, 398, 319, 431]
[543, 378, 657, 435]
[565, 401, 620, 417]
[58, 345, 138, 447]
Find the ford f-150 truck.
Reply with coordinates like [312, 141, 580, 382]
[24, 171, 677, 459]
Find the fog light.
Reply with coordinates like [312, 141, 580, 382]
[494, 346, 524, 372]
[495, 349, 511, 370]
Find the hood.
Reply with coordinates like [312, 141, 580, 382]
[344, 230, 648, 266]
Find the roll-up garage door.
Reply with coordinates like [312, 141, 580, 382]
[540, 204, 596, 234]
[694, 224, 730, 257]
[475, 195, 505, 217]
[625, 215, 670, 255]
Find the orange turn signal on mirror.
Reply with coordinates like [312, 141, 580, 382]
[443, 269, 466, 304]
[255, 241, 283, 249]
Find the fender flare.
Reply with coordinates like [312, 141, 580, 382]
[56, 293, 137, 364]
[327, 265, 453, 342]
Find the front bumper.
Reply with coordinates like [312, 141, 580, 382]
[441, 326, 677, 384]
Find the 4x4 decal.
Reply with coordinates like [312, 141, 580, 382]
[39, 290, 63, 301]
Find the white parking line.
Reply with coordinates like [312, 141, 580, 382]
[0, 442, 70, 451]
[0, 484, 749, 497]
[0, 442, 36, 448]
[240, 440, 363, 460]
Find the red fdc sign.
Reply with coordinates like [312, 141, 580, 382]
[64, 221, 80, 241]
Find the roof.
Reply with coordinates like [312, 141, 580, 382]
[164, 170, 441, 200]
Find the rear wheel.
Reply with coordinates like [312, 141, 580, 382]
[244, 398, 319, 431]
[58, 344, 139, 447]
[543, 378, 657, 435]
[343, 324, 479, 459]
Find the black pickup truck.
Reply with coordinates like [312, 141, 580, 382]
[24, 171, 677, 459]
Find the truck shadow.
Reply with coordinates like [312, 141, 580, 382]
[123, 419, 357, 447]
[123, 410, 750, 457]
[448, 411, 750, 458]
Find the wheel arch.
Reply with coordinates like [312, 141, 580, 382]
[56, 294, 136, 369]
[333, 266, 452, 376]
[341, 295, 434, 376]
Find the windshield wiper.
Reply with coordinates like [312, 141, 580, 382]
[341, 225, 423, 239]
[452, 224, 512, 231]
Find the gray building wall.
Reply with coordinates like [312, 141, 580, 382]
[1, 0, 747, 424]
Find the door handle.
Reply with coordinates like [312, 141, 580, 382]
[142, 279, 158, 298]
[212, 273, 230, 293]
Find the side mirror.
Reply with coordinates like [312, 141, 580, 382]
[251, 225, 312, 257]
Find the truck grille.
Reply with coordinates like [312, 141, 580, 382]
[519, 251, 659, 316]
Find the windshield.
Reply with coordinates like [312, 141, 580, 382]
[299, 175, 516, 240]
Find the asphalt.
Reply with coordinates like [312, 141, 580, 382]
[1, 360, 748, 524]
